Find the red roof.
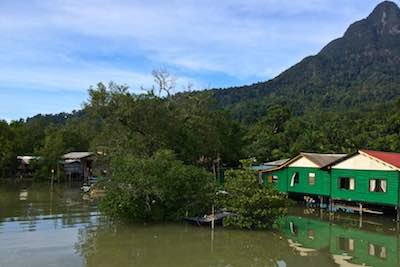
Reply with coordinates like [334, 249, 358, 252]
[360, 150, 400, 169]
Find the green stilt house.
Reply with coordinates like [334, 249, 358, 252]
[261, 153, 347, 200]
[260, 149, 400, 215]
[328, 150, 400, 208]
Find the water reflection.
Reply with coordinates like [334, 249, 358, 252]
[1, 183, 400, 267]
[0, 183, 99, 235]
[280, 208, 399, 267]
[76, 223, 296, 267]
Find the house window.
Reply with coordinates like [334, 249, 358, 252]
[289, 222, 298, 236]
[368, 243, 387, 259]
[339, 177, 355, 190]
[338, 237, 355, 252]
[369, 179, 387, 193]
[290, 172, 299, 187]
[308, 173, 316, 185]
[272, 175, 278, 184]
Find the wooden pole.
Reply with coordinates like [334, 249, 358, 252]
[211, 204, 215, 229]
[216, 152, 220, 184]
[50, 169, 54, 190]
[57, 164, 60, 184]
[210, 226, 214, 253]
[397, 206, 400, 223]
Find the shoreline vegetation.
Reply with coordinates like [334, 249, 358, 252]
[99, 154, 291, 229]
[0, 70, 398, 229]
[216, 165, 291, 230]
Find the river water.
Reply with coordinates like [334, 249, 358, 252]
[0, 182, 399, 267]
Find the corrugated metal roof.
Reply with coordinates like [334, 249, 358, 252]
[62, 152, 93, 159]
[301, 153, 347, 168]
[251, 165, 276, 171]
[17, 156, 39, 164]
[260, 153, 347, 173]
[360, 149, 400, 169]
[264, 158, 290, 166]
[63, 159, 81, 164]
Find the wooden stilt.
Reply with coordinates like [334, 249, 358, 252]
[359, 203, 363, 216]
[329, 198, 334, 212]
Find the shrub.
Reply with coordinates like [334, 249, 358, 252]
[217, 168, 291, 230]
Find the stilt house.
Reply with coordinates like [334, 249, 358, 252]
[329, 150, 400, 207]
[62, 152, 94, 181]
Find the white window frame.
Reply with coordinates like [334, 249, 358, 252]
[338, 177, 355, 191]
[369, 178, 387, 193]
[308, 173, 316, 186]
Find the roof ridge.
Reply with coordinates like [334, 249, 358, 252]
[360, 149, 400, 155]
[359, 149, 400, 169]
[301, 152, 347, 155]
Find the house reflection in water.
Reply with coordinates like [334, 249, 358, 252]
[280, 214, 397, 267]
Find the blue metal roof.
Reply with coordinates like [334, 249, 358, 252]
[250, 165, 276, 171]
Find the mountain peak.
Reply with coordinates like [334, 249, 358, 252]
[366, 1, 400, 35]
[335, 1, 400, 43]
[370, 1, 399, 16]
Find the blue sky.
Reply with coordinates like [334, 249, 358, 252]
[0, 0, 392, 120]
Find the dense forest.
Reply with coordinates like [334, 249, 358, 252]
[0, 77, 399, 179]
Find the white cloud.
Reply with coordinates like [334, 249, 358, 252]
[0, 0, 384, 83]
[0, 0, 389, 119]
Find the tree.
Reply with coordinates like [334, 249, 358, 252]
[244, 105, 291, 162]
[217, 166, 291, 230]
[0, 121, 17, 178]
[100, 150, 216, 221]
[151, 69, 176, 97]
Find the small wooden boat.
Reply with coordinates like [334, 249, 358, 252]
[183, 211, 235, 226]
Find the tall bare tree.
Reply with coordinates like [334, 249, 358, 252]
[151, 69, 176, 97]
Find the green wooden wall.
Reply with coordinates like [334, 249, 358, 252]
[262, 168, 288, 192]
[331, 169, 400, 206]
[262, 166, 400, 207]
[286, 167, 331, 196]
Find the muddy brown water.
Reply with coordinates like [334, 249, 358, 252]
[0, 182, 399, 267]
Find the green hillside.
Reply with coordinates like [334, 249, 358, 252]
[210, 1, 400, 122]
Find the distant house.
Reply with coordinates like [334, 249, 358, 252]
[16, 156, 39, 178]
[251, 158, 290, 184]
[61, 152, 94, 181]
